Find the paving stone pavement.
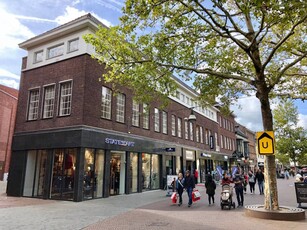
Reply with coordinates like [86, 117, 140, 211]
[0, 177, 306, 230]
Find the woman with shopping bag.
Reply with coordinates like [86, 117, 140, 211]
[176, 173, 185, 206]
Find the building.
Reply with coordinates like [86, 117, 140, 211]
[0, 84, 18, 181]
[7, 14, 240, 201]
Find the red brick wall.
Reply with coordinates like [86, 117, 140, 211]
[15, 54, 220, 151]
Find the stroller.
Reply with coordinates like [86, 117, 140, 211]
[220, 184, 235, 210]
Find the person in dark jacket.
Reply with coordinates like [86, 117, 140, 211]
[205, 174, 216, 205]
[176, 173, 185, 206]
[183, 170, 195, 207]
[255, 169, 264, 195]
[233, 174, 244, 207]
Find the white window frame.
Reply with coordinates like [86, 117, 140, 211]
[189, 121, 194, 141]
[34, 50, 43, 63]
[116, 93, 125, 123]
[162, 111, 167, 134]
[154, 108, 160, 132]
[196, 125, 200, 142]
[142, 103, 149, 129]
[59, 80, 72, 116]
[68, 38, 79, 53]
[101, 86, 112, 119]
[27, 88, 40, 121]
[171, 115, 176, 136]
[185, 120, 188, 139]
[132, 100, 140, 127]
[177, 117, 182, 138]
[200, 126, 204, 143]
[47, 43, 64, 59]
[42, 84, 55, 119]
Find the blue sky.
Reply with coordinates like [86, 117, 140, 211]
[0, 0, 306, 132]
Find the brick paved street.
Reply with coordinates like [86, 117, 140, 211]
[0, 177, 306, 230]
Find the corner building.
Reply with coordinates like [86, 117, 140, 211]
[7, 14, 235, 201]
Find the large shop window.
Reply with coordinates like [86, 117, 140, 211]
[24, 150, 48, 197]
[83, 149, 105, 199]
[51, 149, 76, 200]
[142, 153, 160, 191]
[129, 152, 138, 193]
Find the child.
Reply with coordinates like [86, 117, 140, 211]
[205, 174, 216, 205]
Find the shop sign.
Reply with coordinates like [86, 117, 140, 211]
[165, 147, 175, 152]
[105, 138, 135, 147]
[200, 153, 211, 158]
[186, 150, 194, 160]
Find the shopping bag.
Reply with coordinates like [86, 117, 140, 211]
[171, 192, 177, 203]
[192, 189, 201, 202]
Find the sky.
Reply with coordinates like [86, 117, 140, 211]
[0, 0, 306, 132]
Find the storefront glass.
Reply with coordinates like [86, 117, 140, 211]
[142, 153, 160, 191]
[129, 152, 138, 193]
[24, 150, 48, 197]
[51, 148, 76, 200]
[110, 151, 125, 195]
[84, 149, 95, 199]
[95, 149, 104, 198]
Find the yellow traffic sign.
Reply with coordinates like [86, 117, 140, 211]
[256, 131, 275, 155]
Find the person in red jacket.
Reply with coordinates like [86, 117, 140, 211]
[194, 168, 199, 184]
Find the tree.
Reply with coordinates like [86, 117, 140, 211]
[84, 0, 307, 210]
[273, 100, 307, 167]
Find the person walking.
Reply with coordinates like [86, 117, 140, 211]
[183, 170, 195, 207]
[248, 171, 256, 194]
[194, 168, 199, 185]
[176, 173, 185, 206]
[233, 174, 244, 207]
[205, 174, 216, 205]
[255, 169, 264, 195]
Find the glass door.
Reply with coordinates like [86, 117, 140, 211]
[109, 151, 125, 195]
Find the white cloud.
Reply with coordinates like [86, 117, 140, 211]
[298, 114, 307, 130]
[0, 78, 19, 89]
[0, 5, 36, 54]
[0, 69, 20, 80]
[96, 0, 123, 13]
[231, 96, 263, 132]
[55, 6, 112, 27]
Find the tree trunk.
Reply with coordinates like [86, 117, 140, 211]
[258, 90, 279, 210]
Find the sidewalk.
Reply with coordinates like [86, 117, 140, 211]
[0, 178, 306, 230]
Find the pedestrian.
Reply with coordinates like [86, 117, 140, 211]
[233, 174, 244, 207]
[176, 173, 185, 206]
[248, 171, 256, 194]
[194, 168, 199, 184]
[170, 177, 176, 192]
[183, 170, 195, 207]
[255, 169, 264, 195]
[243, 172, 248, 194]
[205, 174, 216, 205]
[285, 169, 289, 180]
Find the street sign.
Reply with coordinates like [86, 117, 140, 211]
[256, 131, 275, 155]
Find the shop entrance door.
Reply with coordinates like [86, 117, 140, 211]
[109, 151, 125, 195]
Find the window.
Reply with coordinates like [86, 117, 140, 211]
[177, 117, 182, 138]
[43, 85, 55, 118]
[34, 50, 43, 63]
[162, 111, 167, 134]
[205, 129, 209, 144]
[189, 122, 194, 141]
[171, 115, 176, 136]
[101, 86, 112, 119]
[27, 88, 40, 120]
[154, 108, 160, 132]
[196, 125, 200, 142]
[47, 43, 64, 59]
[221, 135, 224, 148]
[184, 120, 188, 139]
[132, 100, 140, 127]
[116, 93, 125, 123]
[68, 38, 79, 52]
[59, 81, 72, 116]
[200, 126, 204, 143]
[142, 103, 149, 129]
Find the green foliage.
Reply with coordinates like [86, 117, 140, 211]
[273, 100, 307, 165]
[84, 0, 307, 119]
